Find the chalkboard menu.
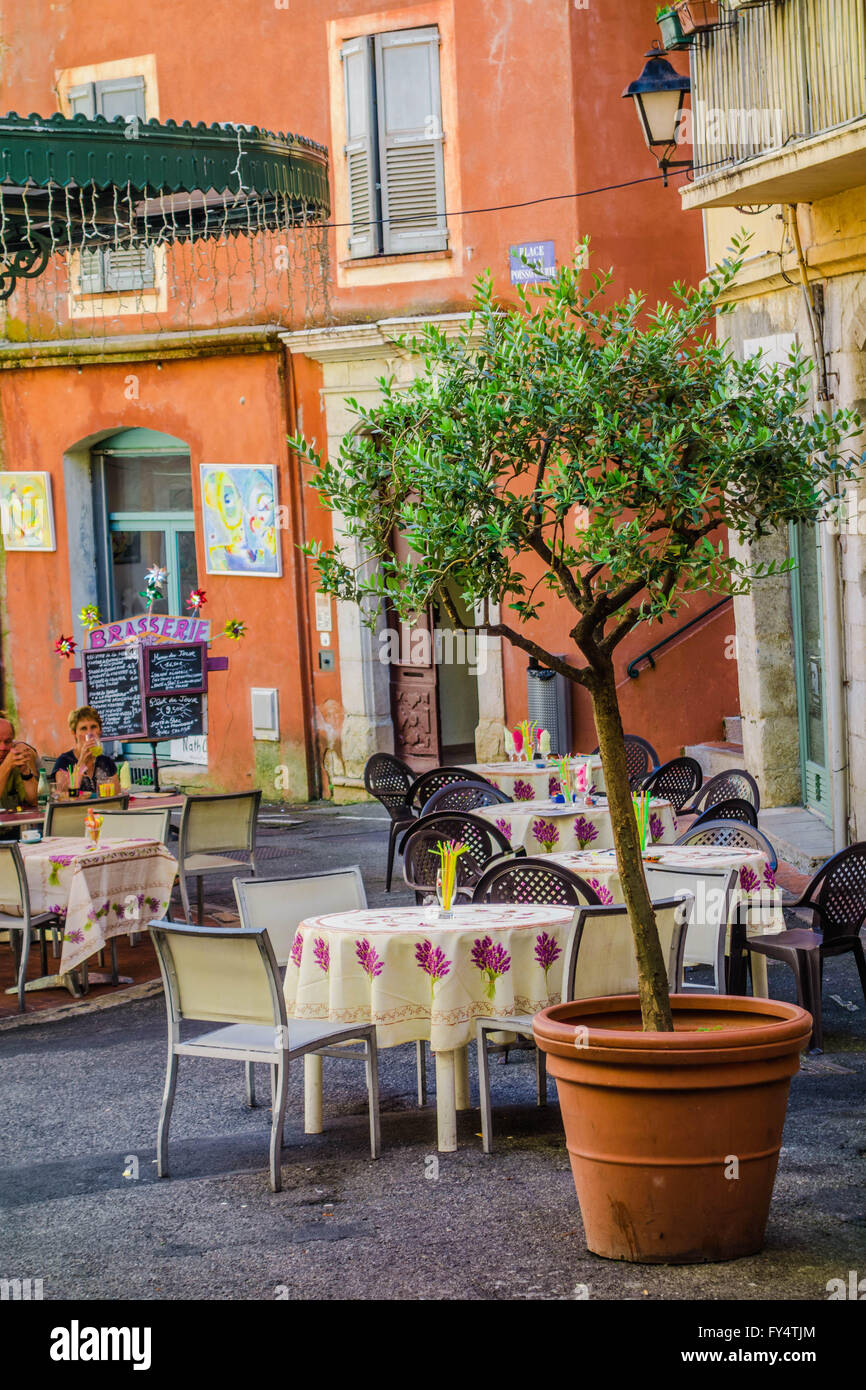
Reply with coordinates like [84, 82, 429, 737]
[83, 646, 145, 738]
[144, 694, 205, 740]
[145, 643, 207, 695]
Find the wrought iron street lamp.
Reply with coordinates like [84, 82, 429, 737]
[623, 46, 692, 186]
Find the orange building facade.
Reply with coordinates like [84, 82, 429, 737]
[0, 1, 738, 800]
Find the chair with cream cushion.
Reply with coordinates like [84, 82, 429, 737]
[44, 795, 129, 837]
[99, 808, 172, 845]
[0, 843, 56, 1012]
[475, 894, 694, 1153]
[177, 791, 261, 923]
[149, 920, 381, 1193]
[644, 865, 738, 993]
[234, 867, 430, 1107]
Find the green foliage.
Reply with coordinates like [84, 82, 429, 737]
[294, 234, 861, 686]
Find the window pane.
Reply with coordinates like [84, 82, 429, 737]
[111, 531, 167, 618]
[176, 530, 198, 611]
[105, 454, 193, 513]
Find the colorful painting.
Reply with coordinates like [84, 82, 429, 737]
[0, 471, 56, 551]
[200, 465, 281, 577]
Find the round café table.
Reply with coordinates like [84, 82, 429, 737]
[475, 795, 677, 855]
[284, 902, 575, 1151]
[460, 757, 604, 800]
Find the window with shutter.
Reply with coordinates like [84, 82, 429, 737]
[375, 28, 447, 256]
[341, 36, 380, 259]
[341, 26, 447, 260]
[69, 75, 153, 294]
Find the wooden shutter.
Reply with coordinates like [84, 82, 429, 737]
[95, 76, 146, 124]
[102, 246, 155, 293]
[67, 83, 96, 118]
[375, 27, 447, 255]
[341, 36, 379, 258]
[78, 249, 105, 294]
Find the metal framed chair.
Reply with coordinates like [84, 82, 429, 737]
[99, 808, 172, 844]
[592, 735, 659, 790]
[363, 752, 416, 893]
[149, 920, 381, 1193]
[409, 766, 493, 814]
[234, 867, 430, 1107]
[690, 798, 758, 829]
[475, 894, 694, 1152]
[0, 843, 55, 1012]
[684, 769, 760, 815]
[44, 794, 130, 836]
[421, 780, 512, 815]
[729, 842, 866, 1053]
[176, 790, 261, 924]
[644, 864, 738, 993]
[675, 818, 778, 872]
[640, 756, 703, 810]
[401, 811, 519, 904]
[472, 856, 601, 907]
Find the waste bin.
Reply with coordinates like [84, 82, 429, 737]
[527, 657, 572, 757]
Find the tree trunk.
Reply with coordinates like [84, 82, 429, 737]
[589, 659, 674, 1032]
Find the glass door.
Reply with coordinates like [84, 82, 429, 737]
[791, 521, 831, 822]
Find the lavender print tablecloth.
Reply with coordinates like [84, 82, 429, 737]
[461, 758, 604, 800]
[475, 797, 677, 855]
[284, 903, 575, 1052]
[21, 836, 177, 974]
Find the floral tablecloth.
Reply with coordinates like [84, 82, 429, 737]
[475, 797, 677, 855]
[548, 843, 784, 933]
[284, 903, 575, 1052]
[21, 836, 177, 974]
[461, 758, 604, 800]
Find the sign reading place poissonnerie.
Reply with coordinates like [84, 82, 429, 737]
[509, 240, 556, 284]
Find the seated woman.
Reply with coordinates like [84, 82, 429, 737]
[52, 707, 120, 799]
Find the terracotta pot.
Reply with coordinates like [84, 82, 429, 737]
[533, 994, 812, 1264]
[676, 0, 721, 33]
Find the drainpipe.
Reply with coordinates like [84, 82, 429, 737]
[788, 205, 848, 851]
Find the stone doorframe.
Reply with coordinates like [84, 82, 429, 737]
[281, 315, 505, 790]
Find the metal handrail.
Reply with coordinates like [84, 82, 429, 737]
[626, 597, 732, 679]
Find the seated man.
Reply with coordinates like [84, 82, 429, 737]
[0, 711, 39, 812]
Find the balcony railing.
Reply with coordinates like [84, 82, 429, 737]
[690, 0, 866, 174]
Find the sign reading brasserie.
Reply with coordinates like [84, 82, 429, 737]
[87, 613, 211, 649]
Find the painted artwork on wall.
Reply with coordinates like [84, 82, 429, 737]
[0, 471, 56, 551]
[200, 464, 282, 577]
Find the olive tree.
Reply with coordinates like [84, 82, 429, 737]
[294, 238, 860, 1030]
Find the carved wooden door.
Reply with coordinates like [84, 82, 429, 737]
[388, 605, 441, 772]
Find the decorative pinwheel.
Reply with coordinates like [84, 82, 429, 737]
[222, 618, 247, 641]
[186, 587, 207, 613]
[138, 565, 167, 613]
[78, 604, 102, 631]
[54, 634, 77, 659]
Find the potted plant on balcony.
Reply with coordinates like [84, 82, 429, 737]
[656, 6, 692, 50]
[295, 234, 860, 1262]
[676, 0, 722, 31]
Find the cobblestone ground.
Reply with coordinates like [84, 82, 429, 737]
[1, 803, 864, 1301]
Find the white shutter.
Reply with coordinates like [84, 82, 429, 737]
[375, 27, 447, 255]
[95, 76, 146, 124]
[102, 246, 155, 292]
[341, 36, 379, 258]
[78, 248, 104, 294]
[67, 83, 96, 118]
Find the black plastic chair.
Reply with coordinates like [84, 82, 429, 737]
[641, 756, 703, 811]
[675, 818, 778, 872]
[690, 798, 758, 829]
[363, 753, 417, 893]
[684, 769, 760, 815]
[402, 812, 519, 904]
[409, 766, 493, 814]
[592, 735, 659, 791]
[421, 780, 512, 815]
[472, 856, 601, 907]
[730, 842, 866, 1053]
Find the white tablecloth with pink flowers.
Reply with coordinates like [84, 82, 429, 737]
[475, 797, 677, 855]
[461, 758, 604, 800]
[20, 836, 177, 974]
[283, 903, 576, 1053]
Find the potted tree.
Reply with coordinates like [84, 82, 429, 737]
[295, 236, 859, 1262]
[676, 0, 722, 31]
[656, 5, 692, 50]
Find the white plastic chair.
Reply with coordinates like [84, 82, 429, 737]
[644, 865, 738, 992]
[149, 920, 381, 1193]
[234, 868, 429, 1107]
[44, 795, 129, 837]
[99, 808, 172, 845]
[177, 790, 261, 923]
[0, 843, 55, 1012]
[476, 894, 694, 1153]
